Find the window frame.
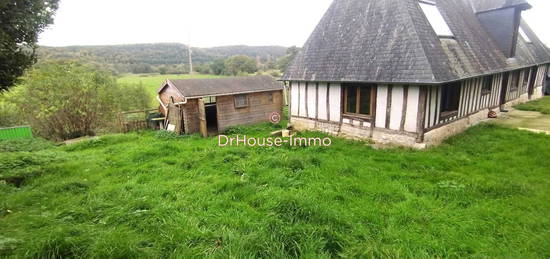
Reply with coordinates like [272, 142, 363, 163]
[440, 82, 461, 119]
[266, 92, 274, 103]
[204, 96, 217, 105]
[343, 84, 375, 119]
[481, 75, 493, 95]
[234, 94, 249, 109]
[522, 68, 531, 88]
[519, 27, 532, 43]
[510, 71, 520, 91]
[418, 0, 454, 38]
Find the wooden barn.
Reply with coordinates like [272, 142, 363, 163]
[157, 75, 284, 136]
[282, 0, 550, 148]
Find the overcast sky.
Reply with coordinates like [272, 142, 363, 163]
[38, 0, 550, 48]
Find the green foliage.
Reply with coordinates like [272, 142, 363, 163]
[276, 46, 301, 72]
[0, 91, 23, 127]
[0, 137, 54, 153]
[114, 83, 152, 112]
[0, 0, 60, 90]
[6, 61, 151, 140]
[38, 44, 288, 75]
[514, 96, 550, 114]
[223, 55, 258, 76]
[1, 123, 550, 257]
[154, 130, 189, 140]
[193, 63, 212, 74]
[209, 59, 227, 75]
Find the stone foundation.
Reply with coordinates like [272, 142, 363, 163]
[423, 108, 499, 147]
[291, 88, 543, 148]
[291, 116, 424, 149]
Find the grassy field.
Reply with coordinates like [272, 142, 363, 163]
[1, 119, 550, 257]
[515, 96, 550, 114]
[117, 73, 226, 99]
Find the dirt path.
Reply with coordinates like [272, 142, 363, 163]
[493, 109, 550, 132]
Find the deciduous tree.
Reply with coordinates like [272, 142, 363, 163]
[0, 0, 60, 91]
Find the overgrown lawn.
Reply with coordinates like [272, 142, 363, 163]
[1, 123, 550, 257]
[515, 96, 550, 114]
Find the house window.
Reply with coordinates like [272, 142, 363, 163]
[510, 71, 520, 91]
[344, 84, 374, 117]
[266, 92, 274, 103]
[419, 1, 454, 37]
[519, 27, 532, 43]
[522, 69, 530, 88]
[234, 94, 249, 108]
[440, 83, 460, 118]
[204, 96, 216, 104]
[481, 75, 493, 95]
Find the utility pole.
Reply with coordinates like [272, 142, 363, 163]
[188, 44, 193, 75]
[188, 32, 193, 75]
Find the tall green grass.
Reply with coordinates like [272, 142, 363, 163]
[1, 123, 550, 257]
[515, 96, 550, 114]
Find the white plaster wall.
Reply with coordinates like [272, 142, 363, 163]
[405, 86, 419, 132]
[290, 83, 299, 116]
[376, 85, 388, 127]
[329, 84, 341, 122]
[318, 83, 328, 120]
[299, 82, 307, 117]
[389, 86, 404, 130]
[307, 84, 317, 119]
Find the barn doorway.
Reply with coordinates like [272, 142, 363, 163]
[204, 96, 218, 135]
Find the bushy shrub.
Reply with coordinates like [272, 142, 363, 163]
[0, 99, 21, 127]
[7, 61, 151, 140]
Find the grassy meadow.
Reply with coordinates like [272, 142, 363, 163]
[1, 119, 550, 257]
[117, 73, 226, 100]
[515, 96, 550, 114]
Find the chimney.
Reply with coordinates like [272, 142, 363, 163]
[474, 1, 531, 58]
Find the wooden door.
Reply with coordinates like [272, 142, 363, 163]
[197, 98, 208, 138]
[500, 72, 509, 107]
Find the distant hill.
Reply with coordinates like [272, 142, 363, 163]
[37, 43, 288, 74]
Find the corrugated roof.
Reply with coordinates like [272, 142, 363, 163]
[160, 75, 284, 98]
[282, 0, 550, 84]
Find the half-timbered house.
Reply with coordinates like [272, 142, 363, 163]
[282, 0, 550, 147]
[158, 76, 284, 136]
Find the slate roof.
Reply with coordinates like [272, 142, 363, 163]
[160, 75, 284, 98]
[470, 0, 530, 13]
[282, 0, 550, 84]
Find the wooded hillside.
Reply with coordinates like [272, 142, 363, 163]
[37, 43, 288, 74]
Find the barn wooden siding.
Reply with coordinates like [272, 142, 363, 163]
[216, 90, 283, 132]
